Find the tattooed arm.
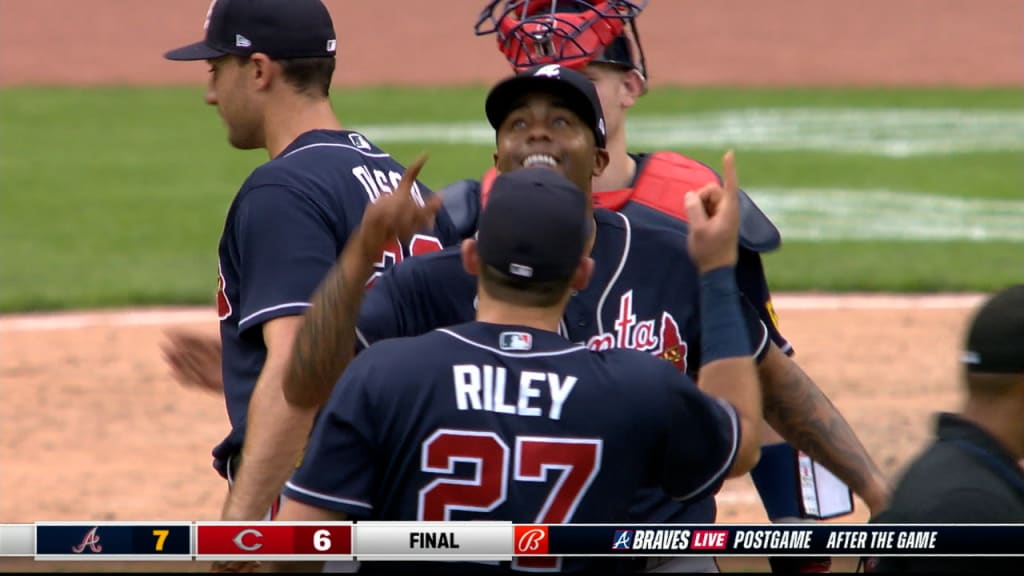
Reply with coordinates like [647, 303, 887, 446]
[758, 343, 890, 516]
[284, 155, 440, 408]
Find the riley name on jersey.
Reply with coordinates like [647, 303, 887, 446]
[453, 363, 578, 420]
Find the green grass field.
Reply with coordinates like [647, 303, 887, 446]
[1, 86, 1021, 311]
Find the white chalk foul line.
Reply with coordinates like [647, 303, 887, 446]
[0, 295, 987, 333]
[361, 108, 1024, 157]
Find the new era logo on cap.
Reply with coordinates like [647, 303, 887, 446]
[235, 34, 251, 48]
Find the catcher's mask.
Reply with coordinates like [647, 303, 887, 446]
[475, 0, 648, 83]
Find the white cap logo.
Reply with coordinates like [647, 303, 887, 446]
[509, 263, 534, 278]
[534, 64, 561, 78]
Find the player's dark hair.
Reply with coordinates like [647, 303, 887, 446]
[479, 265, 572, 308]
[278, 56, 336, 97]
[965, 372, 1022, 399]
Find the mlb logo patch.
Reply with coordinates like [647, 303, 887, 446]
[348, 133, 371, 150]
[612, 529, 634, 550]
[499, 332, 533, 351]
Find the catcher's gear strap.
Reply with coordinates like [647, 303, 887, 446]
[593, 152, 781, 253]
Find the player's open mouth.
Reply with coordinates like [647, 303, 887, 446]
[522, 154, 559, 169]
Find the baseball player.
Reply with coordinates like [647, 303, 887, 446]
[273, 164, 763, 574]
[468, 1, 890, 571]
[161, 0, 458, 527]
[270, 64, 758, 575]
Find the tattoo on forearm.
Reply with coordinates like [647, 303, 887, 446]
[285, 262, 365, 408]
[762, 357, 884, 499]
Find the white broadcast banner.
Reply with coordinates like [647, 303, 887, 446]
[354, 522, 513, 560]
[0, 525, 34, 557]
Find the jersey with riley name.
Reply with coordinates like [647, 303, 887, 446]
[212, 129, 458, 478]
[354, 206, 767, 528]
[285, 321, 740, 572]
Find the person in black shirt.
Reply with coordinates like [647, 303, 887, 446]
[869, 285, 1024, 572]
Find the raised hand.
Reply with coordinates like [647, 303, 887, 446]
[684, 150, 741, 273]
[350, 154, 443, 267]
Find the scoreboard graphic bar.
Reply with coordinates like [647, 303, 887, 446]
[355, 521, 513, 561]
[0, 524, 34, 557]
[34, 522, 192, 561]
[7, 522, 1024, 560]
[513, 524, 1024, 557]
[195, 521, 353, 561]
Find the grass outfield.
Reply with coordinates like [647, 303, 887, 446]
[1, 86, 1022, 311]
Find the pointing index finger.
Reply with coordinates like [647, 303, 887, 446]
[396, 153, 429, 199]
[722, 150, 738, 195]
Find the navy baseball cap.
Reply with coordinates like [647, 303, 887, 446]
[962, 284, 1024, 374]
[477, 168, 589, 283]
[164, 0, 337, 61]
[486, 64, 607, 148]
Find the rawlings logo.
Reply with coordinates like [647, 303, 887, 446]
[586, 290, 688, 372]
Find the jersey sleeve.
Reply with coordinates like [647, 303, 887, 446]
[283, 350, 380, 517]
[355, 268, 409, 351]
[355, 250, 476, 351]
[657, 364, 741, 502]
[233, 183, 344, 334]
[736, 247, 792, 355]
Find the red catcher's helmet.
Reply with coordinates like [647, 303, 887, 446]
[475, 0, 648, 78]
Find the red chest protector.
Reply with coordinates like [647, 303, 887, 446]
[592, 152, 718, 219]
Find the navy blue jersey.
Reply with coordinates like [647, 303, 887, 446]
[212, 129, 459, 477]
[285, 322, 739, 571]
[355, 207, 767, 525]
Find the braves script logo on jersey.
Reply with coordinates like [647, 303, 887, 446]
[585, 290, 688, 372]
[71, 526, 103, 553]
[514, 525, 549, 555]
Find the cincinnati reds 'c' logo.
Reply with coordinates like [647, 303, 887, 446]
[71, 526, 103, 553]
[516, 528, 547, 553]
[232, 528, 263, 552]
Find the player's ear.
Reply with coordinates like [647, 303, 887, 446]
[249, 53, 274, 91]
[592, 147, 610, 178]
[461, 238, 481, 276]
[571, 256, 595, 291]
[622, 68, 645, 108]
[492, 151, 500, 171]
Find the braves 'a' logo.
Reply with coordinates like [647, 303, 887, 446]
[585, 290, 688, 372]
[71, 526, 102, 554]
